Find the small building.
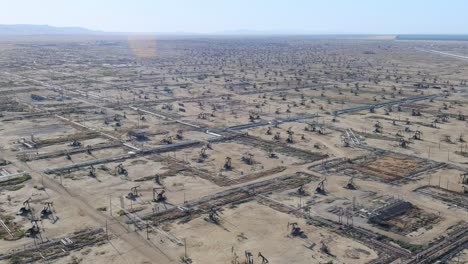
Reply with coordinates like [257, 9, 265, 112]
[128, 129, 148, 141]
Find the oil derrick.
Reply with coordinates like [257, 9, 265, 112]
[258, 252, 269, 264]
[161, 135, 173, 144]
[413, 130, 422, 140]
[273, 132, 281, 141]
[224, 157, 233, 170]
[374, 121, 382, 133]
[89, 165, 96, 177]
[316, 179, 326, 194]
[242, 152, 254, 165]
[344, 176, 357, 190]
[115, 163, 128, 176]
[17, 198, 32, 217]
[245, 251, 254, 264]
[176, 130, 184, 140]
[288, 222, 305, 237]
[126, 186, 140, 200]
[153, 187, 167, 202]
[40, 202, 54, 219]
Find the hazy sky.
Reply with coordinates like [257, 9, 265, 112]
[0, 0, 466, 34]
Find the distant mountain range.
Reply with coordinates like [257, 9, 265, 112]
[0, 24, 100, 35]
[0, 25, 466, 40]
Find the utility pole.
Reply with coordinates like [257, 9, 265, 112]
[146, 220, 149, 240]
[184, 238, 188, 261]
[109, 195, 112, 216]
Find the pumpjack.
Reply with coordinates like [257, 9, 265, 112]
[258, 252, 269, 264]
[89, 165, 96, 177]
[297, 185, 307, 196]
[399, 138, 411, 148]
[154, 174, 162, 186]
[126, 186, 140, 200]
[17, 198, 32, 216]
[153, 187, 167, 202]
[460, 172, 468, 185]
[288, 222, 305, 237]
[374, 121, 383, 133]
[268, 149, 278, 159]
[273, 132, 281, 140]
[161, 135, 173, 144]
[224, 157, 232, 170]
[245, 251, 254, 264]
[40, 202, 54, 219]
[115, 163, 128, 176]
[206, 208, 220, 224]
[70, 140, 81, 147]
[25, 219, 41, 238]
[198, 147, 208, 163]
[316, 179, 327, 194]
[321, 241, 332, 256]
[176, 130, 184, 140]
[413, 130, 422, 140]
[242, 153, 254, 165]
[344, 176, 357, 190]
